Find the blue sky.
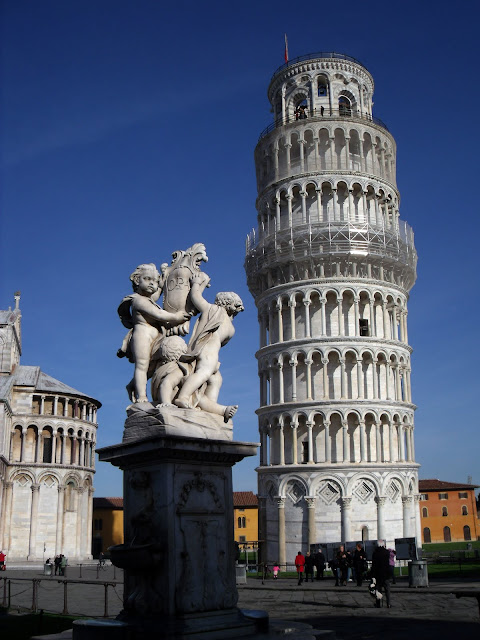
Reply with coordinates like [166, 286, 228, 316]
[1, 0, 479, 497]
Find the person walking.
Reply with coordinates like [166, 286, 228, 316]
[371, 540, 391, 608]
[387, 547, 396, 584]
[336, 545, 349, 586]
[295, 551, 305, 586]
[353, 542, 367, 586]
[304, 552, 315, 582]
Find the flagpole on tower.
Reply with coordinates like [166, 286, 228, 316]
[284, 34, 289, 63]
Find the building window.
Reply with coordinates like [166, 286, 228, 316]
[422, 507, 428, 517]
[443, 526, 451, 542]
[423, 527, 431, 543]
[43, 432, 53, 463]
[94, 518, 103, 531]
[438, 493, 448, 500]
[239, 536, 246, 543]
[238, 516, 246, 528]
[442, 506, 448, 516]
[338, 96, 352, 117]
[302, 441, 308, 463]
[238, 508, 245, 512]
[317, 80, 327, 96]
[361, 526, 369, 541]
[463, 525, 471, 541]
[458, 492, 468, 499]
[420, 494, 428, 500]
[461, 505, 468, 516]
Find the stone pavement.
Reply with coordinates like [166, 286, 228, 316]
[1, 566, 479, 639]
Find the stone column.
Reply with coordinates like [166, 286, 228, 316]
[279, 425, 285, 465]
[368, 299, 375, 335]
[268, 427, 274, 465]
[274, 147, 279, 182]
[388, 423, 395, 462]
[289, 300, 296, 340]
[291, 423, 298, 465]
[276, 302, 284, 342]
[340, 497, 352, 541]
[85, 487, 94, 559]
[307, 422, 314, 463]
[399, 424, 406, 462]
[76, 487, 85, 558]
[375, 423, 382, 462]
[414, 495, 422, 549]
[300, 190, 307, 223]
[53, 396, 59, 416]
[405, 425, 412, 461]
[55, 486, 66, 555]
[79, 437, 85, 467]
[1, 482, 13, 551]
[347, 189, 354, 221]
[305, 497, 317, 547]
[345, 137, 351, 171]
[375, 496, 387, 540]
[402, 496, 414, 537]
[278, 362, 284, 404]
[304, 300, 311, 338]
[315, 188, 322, 222]
[332, 187, 338, 220]
[385, 362, 391, 400]
[63, 398, 69, 417]
[320, 297, 327, 335]
[372, 358, 378, 399]
[286, 192, 293, 227]
[410, 425, 416, 461]
[40, 395, 45, 415]
[382, 302, 390, 339]
[356, 359, 363, 399]
[337, 296, 344, 336]
[324, 421, 331, 462]
[353, 296, 360, 336]
[305, 359, 312, 400]
[342, 421, 349, 463]
[276, 497, 286, 567]
[35, 430, 43, 463]
[329, 137, 335, 168]
[322, 358, 329, 399]
[359, 420, 366, 462]
[290, 359, 297, 401]
[28, 484, 41, 560]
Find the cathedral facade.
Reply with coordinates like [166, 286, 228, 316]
[0, 294, 101, 561]
[245, 52, 421, 564]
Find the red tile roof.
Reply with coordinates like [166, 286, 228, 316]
[93, 497, 124, 509]
[419, 479, 479, 491]
[233, 491, 258, 507]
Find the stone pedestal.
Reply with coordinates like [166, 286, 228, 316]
[96, 410, 259, 639]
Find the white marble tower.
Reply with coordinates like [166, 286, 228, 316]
[244, 52, 421, 565]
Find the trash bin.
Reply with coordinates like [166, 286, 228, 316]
[236, 564, 247, 584]
[408, 560, 428, 587]
[44, 563, 53, 576]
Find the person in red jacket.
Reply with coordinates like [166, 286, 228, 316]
[0, 551, 6, 571]
[295, 551, 305, 585]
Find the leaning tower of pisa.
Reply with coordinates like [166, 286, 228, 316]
[244, 52, 421, 565]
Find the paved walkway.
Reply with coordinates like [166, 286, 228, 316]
[1, 567, 479, 639]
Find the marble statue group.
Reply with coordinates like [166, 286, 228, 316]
[117, 244, 244, 423]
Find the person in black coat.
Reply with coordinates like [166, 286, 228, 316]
[304, 552, 315, 582]
[314, 549, 326, 580]
[371, 541, 391, 607]
[353, 542, 367, 586]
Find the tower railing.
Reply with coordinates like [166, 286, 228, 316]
[259, 109, 389, 141]
[271, 51, 367, 79]
[245, 219, 417, 273]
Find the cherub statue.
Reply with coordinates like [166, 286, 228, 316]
[117, 264, 190, 403]
[173, 272, 244, 421]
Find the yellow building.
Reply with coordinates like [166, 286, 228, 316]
[233, 491, 258, 547]
[92, 497, 124, 557]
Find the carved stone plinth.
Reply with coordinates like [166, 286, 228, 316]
[96, 428, 259, 639]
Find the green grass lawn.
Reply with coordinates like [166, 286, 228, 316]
[0, 610, 80, 640]
[423, 541, 480, 553]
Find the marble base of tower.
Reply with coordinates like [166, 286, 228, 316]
[92, 406, 261, 640]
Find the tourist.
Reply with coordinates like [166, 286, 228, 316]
[336, 545, 349, 586]
[273, 563, 280, 580]
[314, 548, 325, 580]
[59, 554, 67, 577]
[294, 550, 305, 585]
[371, 541, 391, 608]
[353, 542, 367, 586]
[54, 555, 61, 575]
[304, 551, 315, 582]
[387, 547, 396, 584]
[0, 550, 6, 571]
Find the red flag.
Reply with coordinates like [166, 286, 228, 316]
[284, 34, 289, 63]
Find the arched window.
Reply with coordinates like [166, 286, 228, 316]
[463, 525, 471, 541]
[65, 481, 76, 511]
[423, 527, 431, 543]
[42, 428, 53, 463]
[441, 506, 448, 516]
[422, 507, 428, 517]
[317, 79, 328, 96]
[443, 526, 451, 542]
[237, 516, 246, 528]
[461, 505, 468, 516]
[361, 526, 369, 541]
[339, 96, 352, 117]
